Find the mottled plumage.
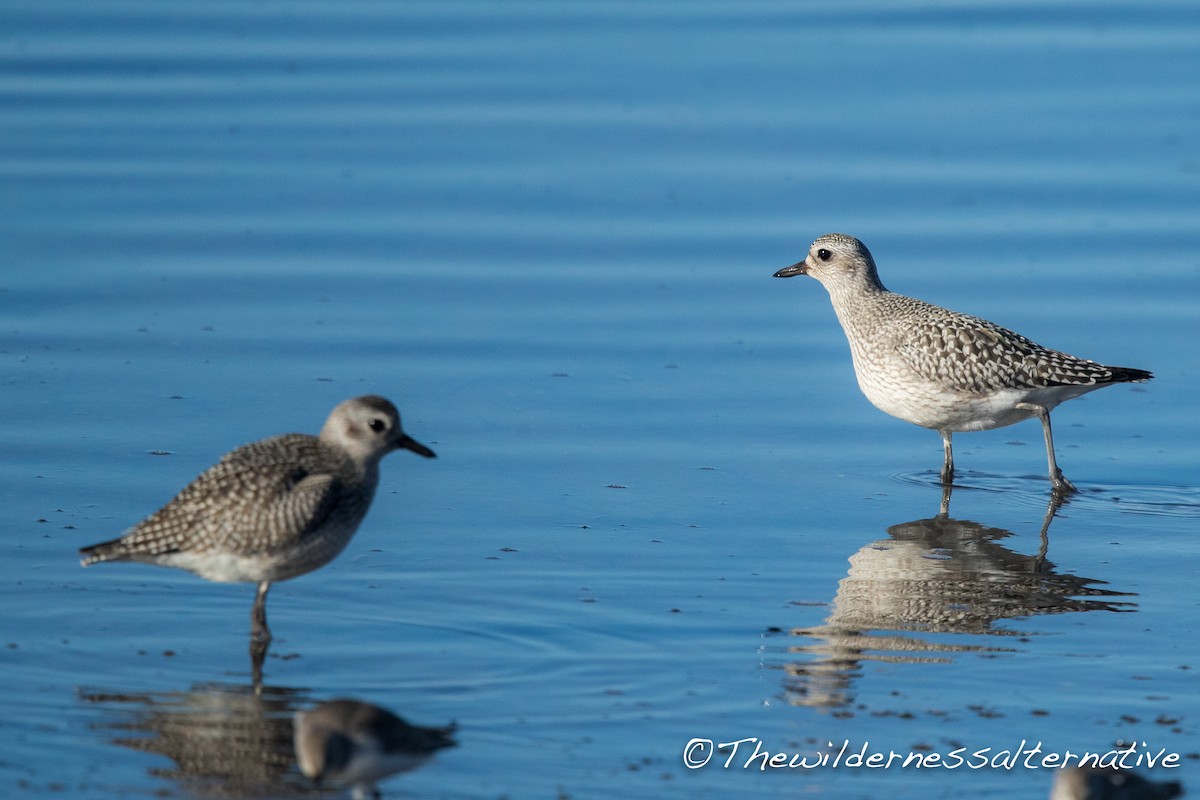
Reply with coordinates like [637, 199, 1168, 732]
[294, 699, 456, 800]
[775, 233, 1151, 492]
[80, 395, 435, 643]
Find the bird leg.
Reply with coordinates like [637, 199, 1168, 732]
[250, 638, 267, 692]
[249, 581, 272, 691]
[251, 581, 272, 644]
[1016, 403, 1078, 496]
[939, 430, 954, 485]
[1032, 494, 1062, 573]
[939, 482, 953, 517]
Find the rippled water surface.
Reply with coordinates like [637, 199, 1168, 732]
[3, 2, 1198, 798]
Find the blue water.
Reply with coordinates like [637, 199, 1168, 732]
[2, 2, 1198, 798]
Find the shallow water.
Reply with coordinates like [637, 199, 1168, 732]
[3, 2, 1199, 798]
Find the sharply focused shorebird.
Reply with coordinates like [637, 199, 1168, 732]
[294, 699, 456, 799]
[80, 395, 435, 644]
[774, 234, 1152, 493]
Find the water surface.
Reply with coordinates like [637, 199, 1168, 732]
[3, 2, 1198, 798]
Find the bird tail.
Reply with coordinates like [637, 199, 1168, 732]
[1106, 366, 1153, 383]
[79, 537, 130, 567]
[429, 722, 458, 751]
[399, 720, 458, 753]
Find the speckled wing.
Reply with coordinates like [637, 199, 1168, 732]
[82, 434, 348, 563]
[894, 307, 1121, 394]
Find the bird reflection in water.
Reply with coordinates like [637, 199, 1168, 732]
[81, 683, 455, 798]
[81, 681, 312, 797]
[775, 488, 1136, 708]
[294, 699, 457, 800]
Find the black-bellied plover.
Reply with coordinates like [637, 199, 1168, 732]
[774, 234, 1152, 493]
[294, 699, 456, 799]
[80, 395, 435, 644]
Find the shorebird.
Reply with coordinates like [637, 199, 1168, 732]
[80, 395, 435, 644]
[294, 699, 456, 799]
[774, 234, 1152, 493]
[1050, 766, 1183, 800]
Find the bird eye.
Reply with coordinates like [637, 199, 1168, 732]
[817, 248, 832, 261]
[368, 418, 387, 433]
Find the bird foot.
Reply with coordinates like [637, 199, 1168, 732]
[1051, 470, 1078, 496]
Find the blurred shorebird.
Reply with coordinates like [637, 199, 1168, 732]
[775, 233, 1152, 494]
[294, 699, 456, 799]
[1050, 765, 1183, 800]
[80, 395, 435, 645]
